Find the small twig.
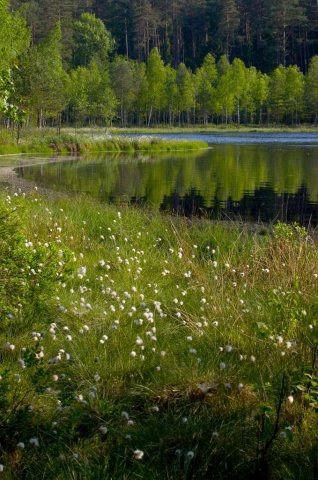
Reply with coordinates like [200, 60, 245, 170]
[264, 372, 286, 455]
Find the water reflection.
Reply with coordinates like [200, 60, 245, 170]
[15, 143, 318, 225]
[160, 185, 318, 225]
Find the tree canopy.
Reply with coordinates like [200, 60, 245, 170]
[2, 0, 318, 127]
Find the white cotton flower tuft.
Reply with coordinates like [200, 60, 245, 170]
[77, 266, 87, 279]
[133, 450, 144, 460]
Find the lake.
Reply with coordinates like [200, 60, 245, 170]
[14, 133, 318, 225]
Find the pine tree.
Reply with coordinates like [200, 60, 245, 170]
[218, 0, 239, 56]
[305, 56, 318, 124]
[265, 0, 306, 67]
[132, 0, 161, 61]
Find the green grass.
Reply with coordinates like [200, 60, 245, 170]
[110, 124, 318, 134]
[0, 192, 318, 479]
[0, 129, 208, 156]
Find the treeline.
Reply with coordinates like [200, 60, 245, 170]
[1, 1, 318, 128]
[11, 0, 318, 72]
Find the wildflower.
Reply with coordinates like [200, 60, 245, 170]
[18, 359, 26, 369]
[0, 465, 4, 472]
[133, 450, 144, 460]
[77, 266, 87, 279]
[99, 426, 108, 434]
[186, 451, 195, 459]
[220, 362, 226, 370]
[89, 391, 96, 400]
[225, 345, 233, 353]
[288, 395, 294, 404]
[17, 442, 25, 449]
[29, 437, 39, 447]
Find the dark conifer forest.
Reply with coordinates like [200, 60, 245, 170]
[12, 0, 318, 71]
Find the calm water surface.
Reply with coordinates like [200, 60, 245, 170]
[15, 133, 318, 224]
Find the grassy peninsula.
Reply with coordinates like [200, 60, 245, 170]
[0, 190, 318, 479]
[0, 129, 208, 156]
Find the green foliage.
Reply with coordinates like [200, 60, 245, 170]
[0, 68, 25, 124]
[195, 54, 217, 123]
[69, 61, 117, 126]
[1, 1, 318, 127]
[146, 48, 166, 125]
[18, 23, 68, 126]
[72, 13, 114, 67]
[273, 221, 307, 241]
[0, 0, 30, 70]
[0, 197, 74, 318]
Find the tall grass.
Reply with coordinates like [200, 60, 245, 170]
[0, 192, 318, 479]
[0, 129, 208, 156]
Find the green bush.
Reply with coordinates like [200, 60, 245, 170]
[0, 196, 74, 320]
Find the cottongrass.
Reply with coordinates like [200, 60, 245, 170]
[0, 192, 318, 478]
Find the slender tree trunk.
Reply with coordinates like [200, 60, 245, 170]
[148, 104, 153, 126]
[237, 99, 240, 125]
[125, 16, 129, 60]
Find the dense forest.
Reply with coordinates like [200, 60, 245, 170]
[10, 0, 318, 71]
[1, 0, 318, 127]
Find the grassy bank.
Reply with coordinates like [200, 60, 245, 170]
[0, 190, 318, 479]
[110, 125, 318, 134]
[0, 130, 208, 156]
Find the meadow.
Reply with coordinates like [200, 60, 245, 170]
[0, 188, 318, 479]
